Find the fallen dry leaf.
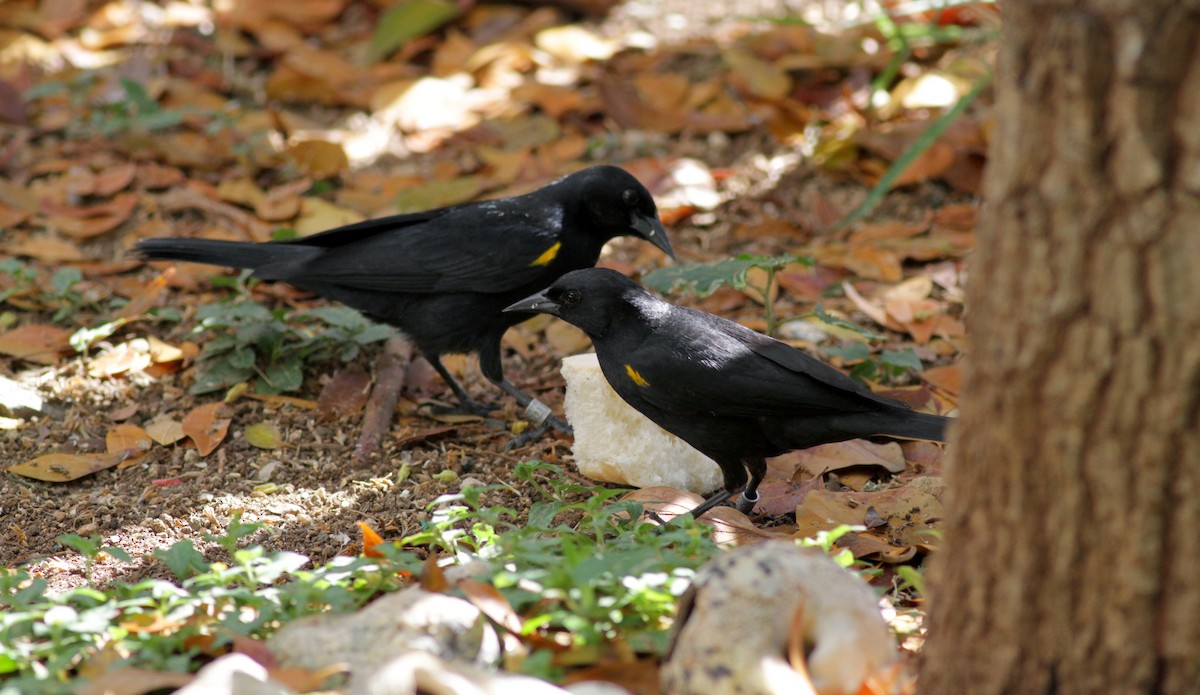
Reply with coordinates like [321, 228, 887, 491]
[7, 452, 127, 482]
[285, 140, 347, 180]
[88, 339, 153, 377]
[240, 392, 318, 410]
[244, 422, 282, 450]
[922, 364, 962, 395]
[5, 237, 86, 262]
[0, 324, 71, 364]
[784, 439, 908, 479]
[317, 364, 372, 421]
[182, 402, 232, 456]
[145, 415, 187, 446]
[106, 423, 153, 469]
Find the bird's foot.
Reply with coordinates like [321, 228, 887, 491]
[503, 402, 572, 450]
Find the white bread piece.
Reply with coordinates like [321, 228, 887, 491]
[561, 353, 722, 494]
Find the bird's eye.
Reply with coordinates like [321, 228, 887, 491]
[620, 189, 638, 206]
[562, 289, 582, 307]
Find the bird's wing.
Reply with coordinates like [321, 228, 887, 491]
[621, 311, 902, 417]
[259, 205, 569, 294]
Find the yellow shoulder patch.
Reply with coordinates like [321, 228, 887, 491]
[624, 364, 650, 387]
[529, 241, 562, 267]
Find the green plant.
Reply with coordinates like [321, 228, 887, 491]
[0, 517, 418, 692]
[399, 462, 719, 677]
[0, 261, 88, 323]
[55, 535, 131, 586]
[25, 76, 194, 139]
[189, 298, 393, 394]
[642, 254, 811, 335]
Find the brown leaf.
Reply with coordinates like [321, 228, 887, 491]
[42, 193, 138, 239]
[0, 324, 71, 364]
[840, 282, 902, 331]
[145, 415, 187, 446]
[317, 364, 372, 421]
[921, 365, 961, 395]
[107, 424, 152, 469]
[419, 553, 448, 592]
[786, 440, 908, 478]
[239, 392, 318, 410]
[88, 340, 153, 377]
[108, 403, 139, 421]
[93, 162, 137, 196]
[6, 237, 85, 262]
[136, 163, 185, 189]
[255, 178, 309, 222]
[0, 203, 30, 228]
[795, 485, 943, 558]
[285, 141, 347, 180]
[295, 198, 364, 236]
[182, 402, 232, 456]
[724, 47, 793, 100]
[7, 452, 126, 482]
[458, 579, 524, 634]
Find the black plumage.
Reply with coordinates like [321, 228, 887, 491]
[505, 268, 951, 518]
[134, 166, 673, 417]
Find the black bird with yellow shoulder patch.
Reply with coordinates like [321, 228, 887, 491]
[135, 166, 673, 419]
[505, 268, 951, 518]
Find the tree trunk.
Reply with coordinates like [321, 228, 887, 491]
[920, 2, 1200, 694]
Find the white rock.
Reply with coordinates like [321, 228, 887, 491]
[662, 541, 899, 695]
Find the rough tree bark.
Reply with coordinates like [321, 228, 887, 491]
[921, 2, 1200, 694]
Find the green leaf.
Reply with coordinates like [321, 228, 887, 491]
[57, 534, 100, 558]
[101, 547, 132, 563]
[354, 323, 394, 345]
[154, 540, 209, 579]
[527, 502, 559, 530]
[369, 0, 461, 61]
[190, 358, 254, 395]
[303, 306, 367, 331]
[880, 348, 923, 371]
[821, 343, 871, 362]
[50, 267, 82, 297]
[258, 359, 303, 393]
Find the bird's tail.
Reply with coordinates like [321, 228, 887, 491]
[133, 238, 315, 272]
[768, 409, 952, 450]
[873, 410, 951, 443]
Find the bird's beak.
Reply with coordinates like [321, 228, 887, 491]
[504, 290, 559, 316]
[632, 214, 675, 259]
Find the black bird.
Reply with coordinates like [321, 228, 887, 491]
[505, 268, 951, 518]
[135, 166, 674, 424]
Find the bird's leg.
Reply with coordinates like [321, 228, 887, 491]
[426, 356, 497, 417]
[734, 457, 767, 514]
[495, 379, 573, 436]
[675, 488, 734, 522]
